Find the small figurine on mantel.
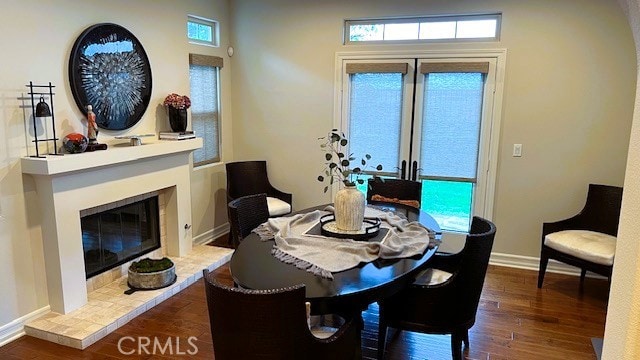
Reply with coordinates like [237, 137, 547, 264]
[84, 104, 108, 152]
[86, 105, 98, 144]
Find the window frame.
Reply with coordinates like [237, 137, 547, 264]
[334, 49, 506, 224]
[412, 58, 497, 231]
[187, 14, 219, 47]
[412, 59, 494, 183]
[344, 13, 501, 45]
[341, 59, 415, 179]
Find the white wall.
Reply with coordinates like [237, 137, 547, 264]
[0, 0, 231, 331]
[604, 1, 640, 358]
[229, 0, 636, 259]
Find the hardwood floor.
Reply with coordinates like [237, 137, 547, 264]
[0, 236, 608, 359]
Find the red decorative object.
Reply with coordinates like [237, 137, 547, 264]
[62, 133, 88, 153]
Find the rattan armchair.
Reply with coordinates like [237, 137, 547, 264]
[226, 161, 292, 217]
[377, 216, 496, 360]
[227, 193, 270, 248]
[367, 178, 422, 209]
[203, 271, 361, 360]
[537, 184, 623, 288]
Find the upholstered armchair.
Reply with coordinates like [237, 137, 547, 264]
[203, 270, 362, 360]
[226, 160, 292, 217]
[227, 193, 270, 248]
[537, 184, 623, 288]
[377, 216, 496, 360]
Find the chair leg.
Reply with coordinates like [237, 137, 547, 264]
[578, 269, 588, 292]
[580, 269, 587, 284]
[228, 227, 238, 248]
[451, 331, 463, 360]
[538, 252, 549, 288]
[354, 313, 363, 360]
[377, 308, 388, 360]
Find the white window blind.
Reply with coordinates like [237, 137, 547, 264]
[419, 72, 484, 181]
[348, 72, 403, 174]
[189, 54, 222, 166]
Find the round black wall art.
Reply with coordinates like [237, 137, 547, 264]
[69, 23, 152, 130]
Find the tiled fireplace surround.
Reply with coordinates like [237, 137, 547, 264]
[19, 139, 233, 349]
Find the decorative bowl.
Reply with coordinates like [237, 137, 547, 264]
[62, 133, 88, 153]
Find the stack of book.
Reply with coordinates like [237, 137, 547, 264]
[159, 131, 196, 140]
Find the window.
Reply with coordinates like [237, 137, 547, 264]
[338, 53, 504, 235]
[345, 14, 500, 44]
[188, 15, 218, 46]
[189, 54, 222, 166]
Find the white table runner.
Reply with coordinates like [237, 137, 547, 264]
[253, 206, 439, 279]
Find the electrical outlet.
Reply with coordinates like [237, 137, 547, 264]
[513, 144, 522, 157]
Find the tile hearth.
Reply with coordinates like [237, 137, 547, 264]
[24, 244, 233, 350]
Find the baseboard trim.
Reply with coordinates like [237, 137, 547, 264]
[489, 252, 605, 278]
[0, 305, 50, 347]
[193, 223, 230, 246]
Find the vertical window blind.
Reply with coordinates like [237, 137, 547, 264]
[189, 54, 223, 166]
[347, 63, 408, 175]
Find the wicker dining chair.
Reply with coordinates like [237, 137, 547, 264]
[203, 270, 362, 360]
[226, 161, 293, 217]
[367, 178, 422, 209]
[537, 184, 623, 288]
[227, 193, 270, 248]
[377, 216, 496, 360]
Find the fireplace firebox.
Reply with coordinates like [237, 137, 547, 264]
[81, 196, 160, 279]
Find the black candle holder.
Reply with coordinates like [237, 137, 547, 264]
[27, 81, 62, 158]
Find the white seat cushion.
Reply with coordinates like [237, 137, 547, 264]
[544, 230, 616, 266]
[306, 302, 340, 339]
[310, 325, 338, 339]
[267, 196, 291, 216]
[413, 268, 453, 286]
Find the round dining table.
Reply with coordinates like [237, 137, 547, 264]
[229, 204, 442, 316]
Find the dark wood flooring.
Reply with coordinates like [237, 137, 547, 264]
[0, 235, 608, 359]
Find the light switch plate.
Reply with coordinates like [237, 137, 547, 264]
[513, 144, 522, 157]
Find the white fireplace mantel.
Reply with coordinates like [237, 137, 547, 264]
[21, 138, 202, 314]
[21, 139, 202, 176]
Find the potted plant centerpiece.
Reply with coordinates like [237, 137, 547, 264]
[127, 257, 176, 291]
[317, 130, 382, 231]
[163, 93, 191, 132]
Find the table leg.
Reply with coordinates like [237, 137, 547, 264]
[377, 301, 387, 360]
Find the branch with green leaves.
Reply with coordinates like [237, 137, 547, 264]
[317, 130, 382, 193]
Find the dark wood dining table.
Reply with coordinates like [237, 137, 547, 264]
[229, 203, 442, 317]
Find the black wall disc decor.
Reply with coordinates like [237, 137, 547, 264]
[69, 23, 152, 130]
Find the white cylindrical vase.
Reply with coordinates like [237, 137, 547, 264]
[334, 185, 365, 231]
